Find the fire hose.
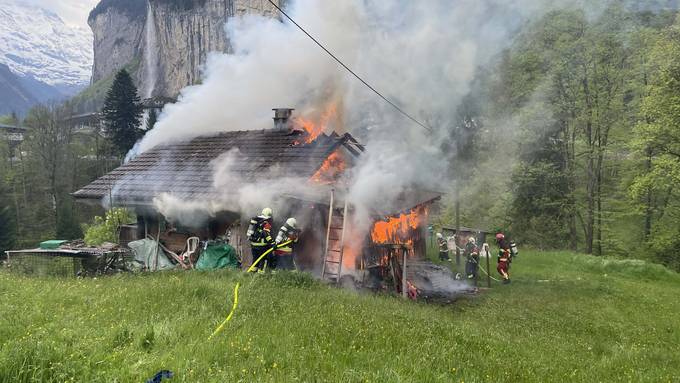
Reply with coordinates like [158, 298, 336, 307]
[209, 240, 294, 340]
[478, 259, 500, 282]
[208, 282, 240, 340]
[246, 240, 293, 273]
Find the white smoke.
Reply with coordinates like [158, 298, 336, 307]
[137, 1, 358, 153]
[133, 0, 561, 224]
[152, 148, 315, 226]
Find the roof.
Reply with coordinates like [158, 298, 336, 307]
[377, 189, 442, 216]
[441, 226, 491, 234]
[73, 129, 363, 205]
[0, 123, 26, 132]
[283, 188, 442, 216]
[4, 248, 124, 258]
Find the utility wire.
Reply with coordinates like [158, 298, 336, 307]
[266, 0, 433, 133]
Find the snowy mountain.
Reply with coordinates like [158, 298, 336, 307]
[0, 0, 93, 112]
[0, 63, 37, 115]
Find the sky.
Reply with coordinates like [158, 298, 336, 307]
[10, 0, 99, 29]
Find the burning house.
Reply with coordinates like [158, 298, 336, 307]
[72, 108, 446, 296]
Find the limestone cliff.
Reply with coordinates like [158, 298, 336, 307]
[88, 3, 145, 86]
[88, 0, 282, 98]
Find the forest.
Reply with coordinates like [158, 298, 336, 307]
[439, 6, 680, 271]
[1, 5, 679, 271]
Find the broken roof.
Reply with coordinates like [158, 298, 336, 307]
[73, 129, 363, 205]
[283, 188, 442, 216]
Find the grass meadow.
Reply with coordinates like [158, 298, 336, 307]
[1, 250, 679, 382]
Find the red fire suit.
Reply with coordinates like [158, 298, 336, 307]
[497, 239, 511, 282]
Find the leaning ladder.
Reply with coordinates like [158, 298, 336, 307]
[321, 189, 349, 282]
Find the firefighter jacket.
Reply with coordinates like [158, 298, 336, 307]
[275, 224, 299, 255]
[247, 216, 273, 247]
[438, 237, 448, 253]
[465, 242, 479, 261]
[497, 239, 511, 263]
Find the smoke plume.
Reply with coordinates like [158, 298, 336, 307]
[133, 0, 560, 224]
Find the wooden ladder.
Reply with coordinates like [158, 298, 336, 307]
[321, 189, 348, 282]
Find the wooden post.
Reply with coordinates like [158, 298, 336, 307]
[402, 247, 407, 298]
[153, 215, 161, 271]
[389, 252, 398, 294]
[455, 185, 461, 269]
[485, 243, 491, 288]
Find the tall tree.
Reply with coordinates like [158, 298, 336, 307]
[103, 69, 143, 157]
[0, 181, 16, 254]
[631, 18, 680, 270]
[23, 105, 75, 233]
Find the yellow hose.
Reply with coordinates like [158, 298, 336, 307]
[208, 282, 240, 340]
[208, 240, 295, 340]
[246, 240, 292, 273]
[478, 262, 500, 282]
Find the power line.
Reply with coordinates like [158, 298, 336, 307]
[266, 0, 433, 133]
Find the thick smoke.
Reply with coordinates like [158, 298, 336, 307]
[136, 1, 357, 153]
[152, 148, 314, 226]
[134, 0, 558, 224]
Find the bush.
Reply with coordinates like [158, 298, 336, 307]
[82, 208, 135, 246]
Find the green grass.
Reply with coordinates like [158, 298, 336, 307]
[1, 250, 679, 382]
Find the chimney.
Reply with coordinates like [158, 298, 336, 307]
[273, 108, 294, 131]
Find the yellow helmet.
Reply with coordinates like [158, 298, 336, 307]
[261, 207, 273, 218]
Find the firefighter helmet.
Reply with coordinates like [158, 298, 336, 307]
[436, 232, 443, 239]
[286, 217, 297, 228]
[495, 233, 505, 241]
[468, 237, 476, 244]
[261, 207, 273, 218]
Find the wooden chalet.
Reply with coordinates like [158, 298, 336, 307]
[73, 109, 441, 280]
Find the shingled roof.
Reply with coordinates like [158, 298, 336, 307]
[73, 129, 364, 205]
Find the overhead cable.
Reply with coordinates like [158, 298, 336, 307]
[266, 0, 434, 133]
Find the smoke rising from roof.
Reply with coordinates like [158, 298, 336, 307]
[134, 0, 559, 224]
[152, 148, 312, 226]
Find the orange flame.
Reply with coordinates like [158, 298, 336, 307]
[311, 151, 346, 184]
[294, 103, 338, 144]
[370, 206, 428, 245]
[341, 236, 361, 271]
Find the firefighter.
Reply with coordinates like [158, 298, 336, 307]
[437, 233, 450, 261]
[496, 232, 512, 284]
[465, 236, 480, 280]
[274, 217, 299, 270]
[246, 207, 274, 270]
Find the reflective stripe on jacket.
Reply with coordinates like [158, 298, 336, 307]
[438, 238, 448, 252]
[250, 218, 273, 246]
[275, 224, 298, 254]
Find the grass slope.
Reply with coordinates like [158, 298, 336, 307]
[1, 250, 679, 382]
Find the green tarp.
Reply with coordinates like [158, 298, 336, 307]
[39, 240, 68, 250]
[196, 242, 239, 270]
[128, 239, 175, 271]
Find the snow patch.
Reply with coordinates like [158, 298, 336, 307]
[0, 1, 92, 88]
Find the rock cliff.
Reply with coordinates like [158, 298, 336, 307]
[88, 0, 282, 98]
